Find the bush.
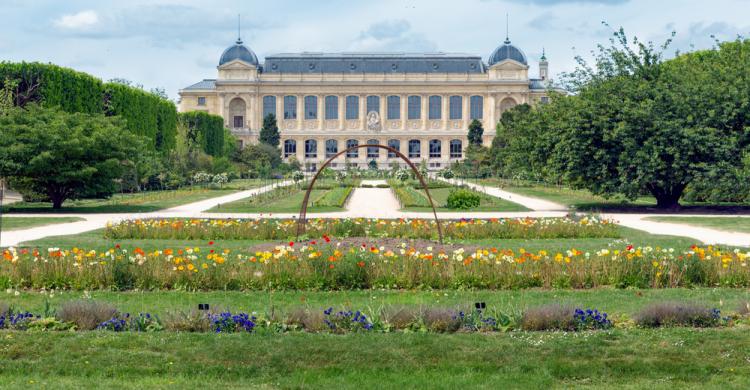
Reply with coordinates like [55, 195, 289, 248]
[739, 301, 750, 316]
[634, 302, 722, 328]
[163, 310, 212, 332]
[446, 189, 481, 209]
[521, 304, 576, 331]
[57, 300, 118, 330]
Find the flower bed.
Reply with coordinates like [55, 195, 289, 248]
[1, 242, 748, 290]
[104, 216, 618, 241]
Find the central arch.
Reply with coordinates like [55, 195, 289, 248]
[296, 144, 444, 243]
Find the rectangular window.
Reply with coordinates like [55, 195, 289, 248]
[429, 140, 441, 158]
[197, 96, 206, 106]
[387, 139, 400, 158]
[428, 96, 441, 120]
[233, 116, 243, 128]
[450, 140, 462, 158]
[408, 140, 420, 158]
[407, 96, 421, 120]
[387, 96, 400, 120]
[325, 139, 338, 157]
[367, 140, 379, 158]
[325, 96, 338, 120]
[305, 96, 317, 120]
[263, 96, 276, 118]
[540, 96, 550, 104]
[469, 95, 483, 120]
[284, 96, 297, 119]
[449, 96, 462, 120]
[284, 140, 296, 158]
[366, 96, 380, 114]
[305, 140, 317, 158]
[346, 139, 359, 158]
[345, 96, 359, 119]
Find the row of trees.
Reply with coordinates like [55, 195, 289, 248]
[489, 29, 750, 208]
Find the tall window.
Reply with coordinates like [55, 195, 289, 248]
[284, 139, 296, 158]
[387, 96, 400, 120]
[263, 96, 276, 119]
[346, 96, 359, 119]
[449, 139, 462, 158]
[325, 139, 338, 157]
[304, 96, 317, 119]
[449, 96, 462, 120]
[407, 96, 421, 120]
[197, 97, 206, 106]
[366, 96, 380, 114]
[305, 139, 317, 158]
[408, 139, 421, 158]
[283, 96, 297, 119]
[387, 139, 400, 158]
[428, 95, 442, 120]
[366, 139, 379, 158]
[429, 139, 441, 158]
[469, 95, 483, 120]
[346, 139, 359, 158]
[229, 98, 245, 129]
[325, 96, 338, 120]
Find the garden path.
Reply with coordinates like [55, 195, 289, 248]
[343, 180, 401, 218]
[440, 178, 566, 211]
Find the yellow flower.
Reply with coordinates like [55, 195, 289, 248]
[202, 263, 208, 269]
[187, 264, 195, 271]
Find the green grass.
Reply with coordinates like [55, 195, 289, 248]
[0, 216, 84, 231]
[644, 216, 750, 233]
[208, 183, 352, 214]
[396, 186, 529, 212]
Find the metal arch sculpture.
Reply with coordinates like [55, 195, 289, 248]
[296, 144, 444, 244]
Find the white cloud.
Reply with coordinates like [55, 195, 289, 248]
[54, 10, 99, 30]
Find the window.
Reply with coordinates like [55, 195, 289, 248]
[284, 139, 297, 158]
[408, 140, 421, 158]
[500, 97, 517, 113]
[407, 96, 421, 120]
[366, 139, 379, 158]
[469, 95, 483, 120]
[428, 96, 442, 120]
[284, 96, 297, 119]
[387, 95, 400, 120]
[346, 139, 359, 158]
[366, 96, 380, 114]
[346, 96, 359, 119]
[263, 96, 276, 118]
[233, 116, 243, 128]
[540, 96, 550, 104]
[387, 139, 400, 158]
[229, 98, 245, 128]
[429, 139, 441, 158]
[325, 139, 338, 158]
[305, 96, 317, 119]
[449, 96, 462, 120]
[237, 140, 244, 149]
[305, 139, 317, 158]
[450, 139, 462, 158]
[197, 96, 206, 106]
[325, 96, 338, 120]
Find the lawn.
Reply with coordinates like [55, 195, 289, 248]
[644, 216, 750, 233]
[208, 184, 352, 214]
[0, 216, 84, 231]
[394, 184, 529, 212]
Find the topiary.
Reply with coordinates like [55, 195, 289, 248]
[446, 189, 480, 209]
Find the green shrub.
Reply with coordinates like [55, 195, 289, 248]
[635, 302, 722, 328]
[446, 189, 481, 209]
[57, 300, 118, 330]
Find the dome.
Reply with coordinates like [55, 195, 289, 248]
[488, 38, 528, 66]
[219, 39, 259, 66]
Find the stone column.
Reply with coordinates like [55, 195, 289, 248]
[338, 94, 345, 130]
[296, 95, 303, 130]
[442, 95, 449, 129]
[400, 94, 407, 127]
[462, 94, 470, 126]
[421, 94, 428, 130]
[360, 94, 366, 130]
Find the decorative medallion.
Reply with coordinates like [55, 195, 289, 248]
[366, 111, 381, 132]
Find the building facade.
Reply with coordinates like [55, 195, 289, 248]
[179, 36, 553, 171]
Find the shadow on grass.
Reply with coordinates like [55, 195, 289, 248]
[2, 204, 165, 214]
[574, 202, 750, 214]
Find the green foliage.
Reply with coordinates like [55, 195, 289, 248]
[178, 111, 225, 157]
[467, 119, 484, 146]
[235, 143, 282, 178]
[446, 188, 481, 209]
[0, 105, 144, 208]
[259, 114, 280, 147]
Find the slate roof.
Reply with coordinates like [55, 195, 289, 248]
[262, 52, 485, 74]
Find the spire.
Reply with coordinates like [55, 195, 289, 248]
[236, 14, 242, 44]
[540, 47, 547, 61]
[504, 13, 510, 44]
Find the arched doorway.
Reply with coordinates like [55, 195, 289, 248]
[228, 97, 246, 129]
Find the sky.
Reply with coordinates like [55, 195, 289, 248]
[1, 0, 748, 100]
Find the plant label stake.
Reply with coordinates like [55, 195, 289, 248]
[198, 303, 210, 311]
[474, 302, 486, 310]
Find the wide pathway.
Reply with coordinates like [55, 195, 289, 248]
[342, 180, 401, 218]
[442, 178, 565, 211]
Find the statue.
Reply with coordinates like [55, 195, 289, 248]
[366, 110, 381, 132]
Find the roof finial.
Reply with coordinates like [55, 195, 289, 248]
[236, 14, 242, 44]
[504, 13, 510, 44]
[541, 47, 547, 61]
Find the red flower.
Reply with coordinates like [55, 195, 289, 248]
[289, 241, 294, 247]
[208, 241, 214, 246]
[329, 264, 335, 269]
[115, 244, 121, 249]
[357, 261, 365, 268]
[311, 240, 317, 245]
[210, 249, 214, 253]
[626, 245, 633, 251]
[323, 235, 330, 243]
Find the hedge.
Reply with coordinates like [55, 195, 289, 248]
[178, 111, 225, 157]
[0, 61, 176, 151]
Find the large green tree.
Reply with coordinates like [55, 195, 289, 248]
[467, 119, 484, 146]
[0, 105, 144, 208]
[259, 113, 280, 148]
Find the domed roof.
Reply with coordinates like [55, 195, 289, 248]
[488, 38, 528, 66]
[219, 39, 259, 66]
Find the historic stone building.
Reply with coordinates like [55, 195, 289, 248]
[179, 34, 554, 171]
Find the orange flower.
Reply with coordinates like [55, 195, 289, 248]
[329, 264, 335, 269]
[357, 261, 365, 267]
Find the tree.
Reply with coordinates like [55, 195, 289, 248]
[0, 105, 144, 208]
[467, 119, 484, 146]
[259, 114, 280, 147]
[0, 78, 17, 115]
[235, 143, 282, 178]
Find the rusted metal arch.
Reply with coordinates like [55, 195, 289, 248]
[296, 144, 444, 243]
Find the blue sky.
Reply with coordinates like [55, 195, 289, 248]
[1, 0, 748, 100]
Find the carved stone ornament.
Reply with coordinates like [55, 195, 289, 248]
[366, 110, 381, 132]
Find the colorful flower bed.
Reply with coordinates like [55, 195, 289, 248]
[1, 242, 748, 290]
[104, 216, 619, 240]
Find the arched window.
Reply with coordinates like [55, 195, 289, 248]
[366, 96, 380, 113]
[284, 139, 297, 158]
[387, 139, 400, 158]
[304, 96, 318, 119]
[229, 98, 246, 128]
[407, 96, 421, 120]
[499, 97, 517, 113]
[346, 96, 359, 119]
[428, 95, 442, 120]
[263, 96, 276, 119]
[346, 139, 359, 158]
[429, 139, 442, 158]
[305, 139, 317, 158]
[387, 95, 400, 120]
[325, 96, 338, 120]
[469, 96, 483, 120]
[325, 139, 338, 158]
[366, 139, 379, 158]
[449, 139, 462, 158]
[283, 96, 297, 119]
[449, 96, 462, 120]
[408, 139, 421, 158]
